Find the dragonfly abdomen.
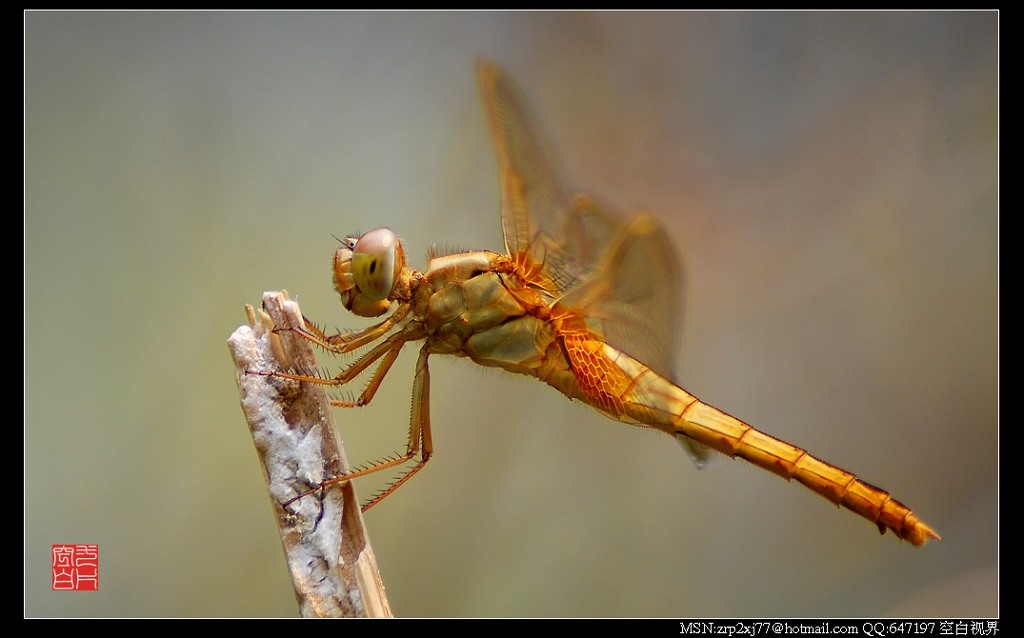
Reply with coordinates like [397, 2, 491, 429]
[568, 340, 940, 545]
[673, 399, 939, 545]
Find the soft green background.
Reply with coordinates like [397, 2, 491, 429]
[26, 11, 997, 617]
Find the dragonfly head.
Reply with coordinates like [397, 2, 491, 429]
[333, 228, 406, 317]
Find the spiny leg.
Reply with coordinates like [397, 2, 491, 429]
[283, 304, 410, 355]
[285, 345, 435, 512]
[327, 337, 404, 409]
[252, 329, 408, 399]
[359, 345, 434, 511]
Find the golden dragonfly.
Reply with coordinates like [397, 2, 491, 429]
[255, 58, 939, 546]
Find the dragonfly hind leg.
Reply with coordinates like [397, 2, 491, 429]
[360, 345, 434, 511]
[282, 344, 435, 512]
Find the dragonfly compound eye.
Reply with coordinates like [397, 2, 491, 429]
[352, 228, 402, 301]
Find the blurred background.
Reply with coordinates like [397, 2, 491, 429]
[26, 12, 996, 617]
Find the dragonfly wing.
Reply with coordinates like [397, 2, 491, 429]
[553, 201, 711, 467]
[478, 58, 709, 467]
[477, 58, 572, 286]
[477, 59, 627, 293]
[554, 201, 681, 381]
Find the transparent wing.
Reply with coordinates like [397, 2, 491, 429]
[553, 202, 682, 382]
[477, 58, 682, 377]
[477, 58, 708, 465]
[478, 58, 609, 292]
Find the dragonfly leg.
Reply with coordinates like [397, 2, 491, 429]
[410, 344, 433, 459]
[325, 335, 404, 409]
[253, 329, 407, 397]
[358, 345, 434, 511]
[325, 304, 411, 352]
[283, 345, 435, 512]
[277, 304, 410, 355]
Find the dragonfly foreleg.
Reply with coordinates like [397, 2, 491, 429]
[256, 330, 407, 402]
[276, 304, 410, 355]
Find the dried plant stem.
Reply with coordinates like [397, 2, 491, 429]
[228, 291, 392, 618]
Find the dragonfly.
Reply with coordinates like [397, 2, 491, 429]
[256, 58, 939, 546]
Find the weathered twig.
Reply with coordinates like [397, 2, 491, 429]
[227, 291, 392, 618]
